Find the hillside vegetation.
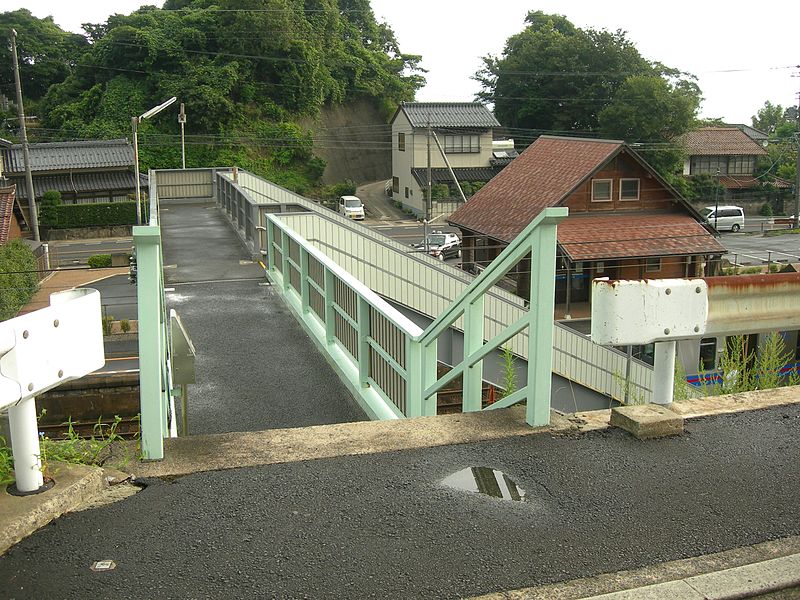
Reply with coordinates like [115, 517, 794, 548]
[0, 1, 423, 193]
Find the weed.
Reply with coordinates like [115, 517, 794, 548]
[499, 345, 517, 399]
[102, 314, 114, 336]
[120, 319, 131, 333]
[0, 436, 14, 486]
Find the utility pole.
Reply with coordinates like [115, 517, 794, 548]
[713, 168, 720, 232]
[10, 29, 40, 242]
[794, 90, 799, 229]
[178, 102, 186, 169]
[425, 120, 432, 252]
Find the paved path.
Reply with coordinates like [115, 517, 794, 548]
[1, 404, 798, 599]
[357, 179, 408, 221]
[158, 202, 365, 434]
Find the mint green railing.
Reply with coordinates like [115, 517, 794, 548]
[266, 206, 567, 426]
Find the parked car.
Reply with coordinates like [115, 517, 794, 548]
[411, 231, 462, 260]
[338, 195, 365, 220]
[702, 205, 744, 232]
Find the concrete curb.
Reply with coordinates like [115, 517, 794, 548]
[471, 536, 800, 599]
[0, 463, 105, 556]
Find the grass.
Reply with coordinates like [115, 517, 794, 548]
[764, 228, 800, 237]
[0, 412, 132, 487]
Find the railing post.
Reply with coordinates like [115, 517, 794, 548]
[526, 221, 558, 427]
[280, 231, 290, 293]
[422, 339, 438, 416]
[300, 247, 310, 313]
[135, 225, 165, 460]
[324, 268, 336, 344]
[266, 217, 275, 273]
[463, 295, 485, 412]
[357, 297, 370, 387]
[405, 338, 423, 417]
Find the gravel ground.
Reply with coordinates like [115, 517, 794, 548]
[2, 404, 798, 599]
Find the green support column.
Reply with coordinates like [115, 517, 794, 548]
[280, 232, 290, 293]
[324, 268, 336, 344]
[422, 339, 438, 416]
[357, 297, 370, 387]
[462, 296, 485, 412]
[300, 248, 310, 314]
[526, 223, 558, 426]
[134, 225, 165, 460]
[405, 338, 423, 417]
[266, 217, 275, 273]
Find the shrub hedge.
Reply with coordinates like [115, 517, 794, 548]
[43, 202, 137, 229]
[87, 254, 112, 268]
[0, 240, 39, 321]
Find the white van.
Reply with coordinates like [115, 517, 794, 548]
[338, 195, 365, 220]
[702, 205, 744, 232]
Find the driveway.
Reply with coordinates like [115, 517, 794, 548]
[356, 180, 409, 222]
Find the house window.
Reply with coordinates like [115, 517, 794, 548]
[620, 178, 640, 201]
[392, 177, 399, 193]
[404, 187, 409, 199]
[444, 134, 480, 153]
[728, 155, 754, 175]
[398, 132, 405, 152]
[645, 257, 661, 272]
[690, 155, 728, 175]
[591, 179, 612, 202]
[596, 262, 605, 273]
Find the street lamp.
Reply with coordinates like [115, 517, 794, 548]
[132, 96, 177, 225]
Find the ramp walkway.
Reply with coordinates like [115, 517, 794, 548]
[159, 202, 365, 434]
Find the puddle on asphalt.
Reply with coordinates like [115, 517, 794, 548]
[441, 467, 526, 502]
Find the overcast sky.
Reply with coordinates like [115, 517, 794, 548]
[15, 0, 800, 125]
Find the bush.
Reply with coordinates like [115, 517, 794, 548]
[87, 254, 112, 268]
[759, 202, 773, 217]
[38, 190, 63, 227]
[101, 315, 114, 336]
[120, 319, 130, 333]
[327, 180, 357, 198]
[0, 240, 39, 321]
[47, 202, 137, 229]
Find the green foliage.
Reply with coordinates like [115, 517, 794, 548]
[0, 436, 13, 486]
[38, 190, 63, 227]
[88, 254, 112, 269]
[751, 101, 798, 135]
[673, 358, 692, 401]
[12, 2, 424, 184]
[38, 412, 128, 474]
[759, 202, 774, 217]
[47, 202, 136, 229]
[120, 319, 131, 333]
[499, 346, 518, 399]
[101, 314, 114, 336]
[0, 239, 38, 321]
[685, 174, 725, 202]
[430, 184, 450, 199]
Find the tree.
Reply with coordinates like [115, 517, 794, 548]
[598, 74, 701, 179]
[751, 101, 795, 135]
[475, 11, 662, 134]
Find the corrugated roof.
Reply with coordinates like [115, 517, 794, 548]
[410, 166, 503, 189]
[395, 102, 500, 128]
[448, 136, 624, 242]
[558, 213, 726, 261]
[681, 127, 767, 156]
[1, 139, 134, 173]
[10, 170, 139, 200]
[0, 185, 16, 245]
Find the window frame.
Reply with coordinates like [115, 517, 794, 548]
[444, 134, 480, 154]
[591, 179, 613, 202]
[645, 257, 661, 273]
[619, 178, 640, 201]
[398, 132, 405, 152]
[392, 176, 399, 193]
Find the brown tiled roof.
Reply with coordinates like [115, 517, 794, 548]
[559, 213, 726, 261]
[0, 185, 16, 245]
[682, 127, 767, 156]
[717, 175, 792, 190]
[448, 136, 623, 242]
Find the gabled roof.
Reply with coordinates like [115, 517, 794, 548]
[1, 139, 134, 174]
[729, 124, 769, 143]
[681, 127, 767, 156]
[0, 185, 17, 245]
[448, 136, 624, 242]
[391, 102, 500, 129]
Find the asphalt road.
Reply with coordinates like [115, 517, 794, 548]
[90, 274, 138, 322]
[718, 231, 800, 266]
[159, 203, 365, 434]
[48, 238, 132, 267]
[2, 404, 798, 599]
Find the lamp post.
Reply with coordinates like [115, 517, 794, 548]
[133, 96, 177, 225]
